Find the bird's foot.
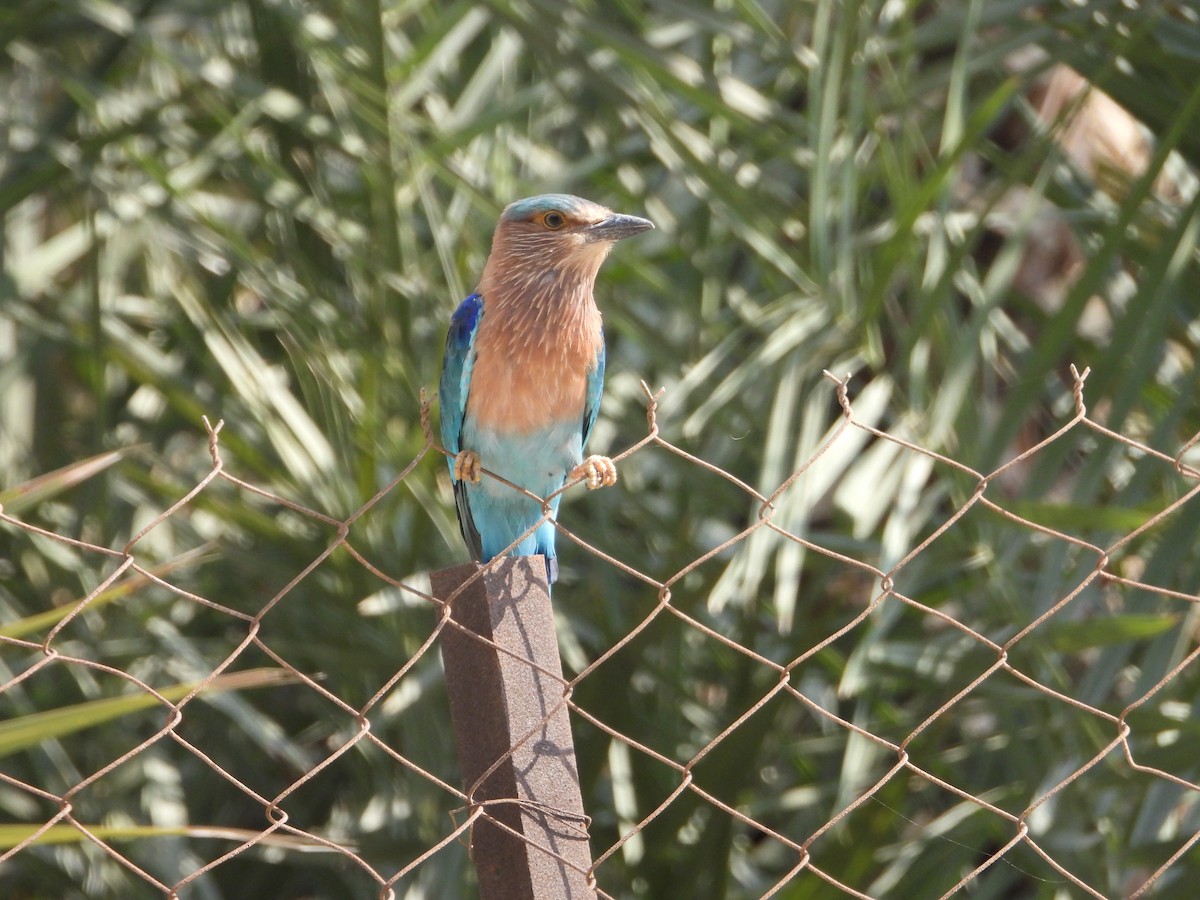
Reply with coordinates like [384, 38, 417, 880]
[453, 450, 482, 483]
[571, 455, 618, 490]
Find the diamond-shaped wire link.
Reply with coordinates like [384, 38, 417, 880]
[1, 368, 1198, 898]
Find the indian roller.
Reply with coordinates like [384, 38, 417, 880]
[439, 194, 653, 585]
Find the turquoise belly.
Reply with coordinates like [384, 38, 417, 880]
[459, 417, 584, 567]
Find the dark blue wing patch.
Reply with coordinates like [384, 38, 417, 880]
[581, 328, 606, 448]
[440, 293, 485, 561]
[439, 293, 483, 458]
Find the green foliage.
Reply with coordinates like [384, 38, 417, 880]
[3, 0, 1200, 897]
[0, 669, 293, 757]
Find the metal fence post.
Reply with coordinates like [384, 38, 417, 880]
[433, 557, 596, 899]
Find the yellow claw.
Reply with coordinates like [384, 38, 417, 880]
[571, 455, 618, 490]
[454, 449, 482, 483]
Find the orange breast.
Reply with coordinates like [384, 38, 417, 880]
[468, 305, 602, 434]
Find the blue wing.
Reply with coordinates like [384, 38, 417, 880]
[439, 293, 483, 459]
[581, 329, 606, 450]
[439, 293, 484, 560]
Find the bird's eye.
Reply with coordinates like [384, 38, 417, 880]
[542, 211, 565, 229]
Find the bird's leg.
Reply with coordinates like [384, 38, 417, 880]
[571, 455, 618, 490]
[453, 449, 482, 483]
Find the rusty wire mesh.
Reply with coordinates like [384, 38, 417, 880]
[2, 365, 1199, 898]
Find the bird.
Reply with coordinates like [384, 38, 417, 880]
[439, 193, 653, 586]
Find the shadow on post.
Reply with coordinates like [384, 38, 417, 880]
[433, 557, 596, 899]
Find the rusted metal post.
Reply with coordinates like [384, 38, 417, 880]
[433, 557, 596, 899]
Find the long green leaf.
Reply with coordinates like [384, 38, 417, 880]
[0, 669, 295, 758]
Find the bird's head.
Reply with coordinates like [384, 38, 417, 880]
[482, 194, 653, 299]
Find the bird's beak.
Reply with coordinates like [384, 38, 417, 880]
[583, 212, 655, 243]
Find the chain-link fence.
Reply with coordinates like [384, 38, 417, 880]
[2, 366, 1198, 898]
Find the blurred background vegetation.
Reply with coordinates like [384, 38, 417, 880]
[3, 0, 1200, 896]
